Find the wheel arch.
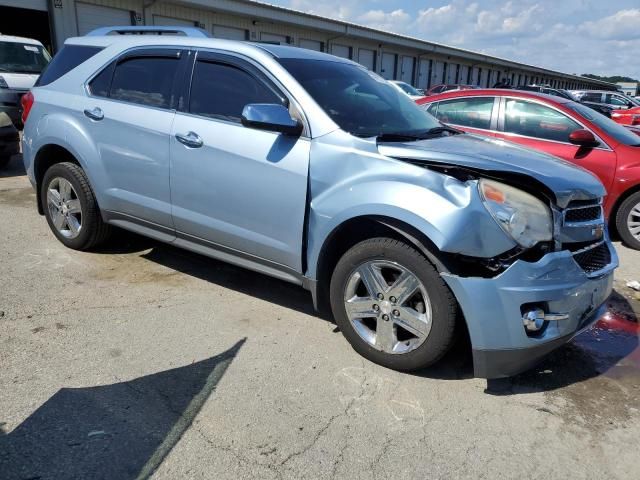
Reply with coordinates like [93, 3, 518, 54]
[609, 182, 640, 242]
[310, 214, 451, 315]
[33, 143, 83, 215]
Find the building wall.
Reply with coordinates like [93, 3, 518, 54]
[38, 0, 613, 90]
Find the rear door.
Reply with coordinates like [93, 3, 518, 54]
[169, 51, 310, 272]
[495, 97, 617, 191]
[426, 96, 498, 137]
[79, 48, 186, 228]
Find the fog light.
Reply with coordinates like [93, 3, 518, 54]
[522, 308, 546, 332]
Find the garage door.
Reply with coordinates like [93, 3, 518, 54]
[380, 52, 396, 79]
[260, 32, 288, 44]
[399, 56, 414, 84]
[76, 3, 133, 36]
[417, 59, 430, 89]
[331, 44, 351, 59]
[299, 39, 323, 51]
[152, 15, 196, 27]
[212, 25, 248, 40]
[433, 61, 444, 84]
[358, 49, 375, 71]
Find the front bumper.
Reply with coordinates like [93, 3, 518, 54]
[442, 242, 617, 378]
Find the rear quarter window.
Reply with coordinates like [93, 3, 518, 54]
[36, 45, 103, 87]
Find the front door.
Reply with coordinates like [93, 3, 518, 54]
[496, 97, 617, 192]
[169, 52, 310, 271]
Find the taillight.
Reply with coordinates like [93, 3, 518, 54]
[21, 91, 34, 124]
[632, 115, 640, 126]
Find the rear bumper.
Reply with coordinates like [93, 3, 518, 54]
[0, 88, 27, 128]
[442, 242, 617, 378]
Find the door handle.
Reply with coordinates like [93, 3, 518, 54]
[175, 131, 203, 148]
[84, 107, 104, 121]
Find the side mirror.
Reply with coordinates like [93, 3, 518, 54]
[241, 104, 303, 136]
[569, 129, 599, 148]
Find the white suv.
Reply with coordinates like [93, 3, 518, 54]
[0, 34, 51, 127]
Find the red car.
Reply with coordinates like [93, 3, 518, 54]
[417, 89, 640, 249]
[612, 106, 640, 127]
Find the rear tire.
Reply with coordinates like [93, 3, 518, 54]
[330, 237, 458, 371]
[41, 162, 112, 250]
[615, 191, 640, 250]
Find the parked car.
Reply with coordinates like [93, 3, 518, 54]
[417, 89, 640, 249]
[425, 84, 479, 96]
[0, 34, 51, 128]
[389, 80, 425, 100]
[0, 112, 19, 168]
[515, 85, 613, 117]
[572, 90, 640, 110]
[23, 26, 616, 378]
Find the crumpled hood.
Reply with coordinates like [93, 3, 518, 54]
[378, 133, 605, 208]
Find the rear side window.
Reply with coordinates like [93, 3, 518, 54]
[189, 60, 284, 122]
[108, 56, 180, 109]
[432, 97, 494, 129]
[504, 99, 581, 142]
[36, 45, 101, 87]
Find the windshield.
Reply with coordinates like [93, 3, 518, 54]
[278, 58, 441, 138]
[568, 102, 640, 146]
[394, 81, 422, 96]
[0, 41, 51, 74]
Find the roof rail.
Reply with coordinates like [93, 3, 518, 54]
[86, 26, 211, 38]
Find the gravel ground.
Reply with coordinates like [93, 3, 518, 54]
[1, 155, 639, 479]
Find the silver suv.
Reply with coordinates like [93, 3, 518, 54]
[22, 27, 617, 378]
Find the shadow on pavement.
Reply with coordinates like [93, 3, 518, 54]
[0, 339, 245, 480]
[486, 290, 639, 395]
[142, 243, 321, 320]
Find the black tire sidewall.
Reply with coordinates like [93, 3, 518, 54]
[330, 238, 457, 371]
[41, 163, 95, 250]
[616, 192, 640, 250]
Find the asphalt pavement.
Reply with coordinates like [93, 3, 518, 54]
[1, 155, 639, 479]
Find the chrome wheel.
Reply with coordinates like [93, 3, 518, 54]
[46, 177, 82, 239]
[344, 260, 432, 354]
[628, 202, 640, 241]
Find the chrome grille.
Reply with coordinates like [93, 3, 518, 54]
[563, 199, 603, 225]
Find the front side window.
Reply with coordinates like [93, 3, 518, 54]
[189, 60, 284, 122]
[108, 55, 180, 108]
[581, 92, 602, 103]
[606, 94, 628, 107]
[0, 41, 50, 75]
[504, 99, 581, 142]
[568, 102, 640, 146]
[278, 58, 441, 137]
[432, 97, 494, 130]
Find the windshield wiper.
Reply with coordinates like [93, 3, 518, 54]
[374, 126, 463, 143]
[375, 132, 427, 142]
[425, 126, 462, 136]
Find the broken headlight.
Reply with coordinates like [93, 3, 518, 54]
[479, 178, 553, 248]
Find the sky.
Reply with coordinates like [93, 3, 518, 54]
[264, 0, 640, 79]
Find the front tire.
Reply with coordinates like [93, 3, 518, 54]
[330, 237, 458, 371]
[41, 162, 112, 250]
[615, 191, 640, 250]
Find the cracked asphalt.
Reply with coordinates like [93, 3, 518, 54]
[1, 155, 639, 479]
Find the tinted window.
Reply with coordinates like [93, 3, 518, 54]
[433, 97, 494, 129]
[109, 56, 180, 108]
[278, 58, 440, 137]
[504, 99, 581, 142]
[88, 62, 115, 97]
[425, 103, 438, 116]
[36, 45, 98, 86]
[581, 92, 602, 103]
[606, 94, 629, 107]
[189, 60, 283, 122]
